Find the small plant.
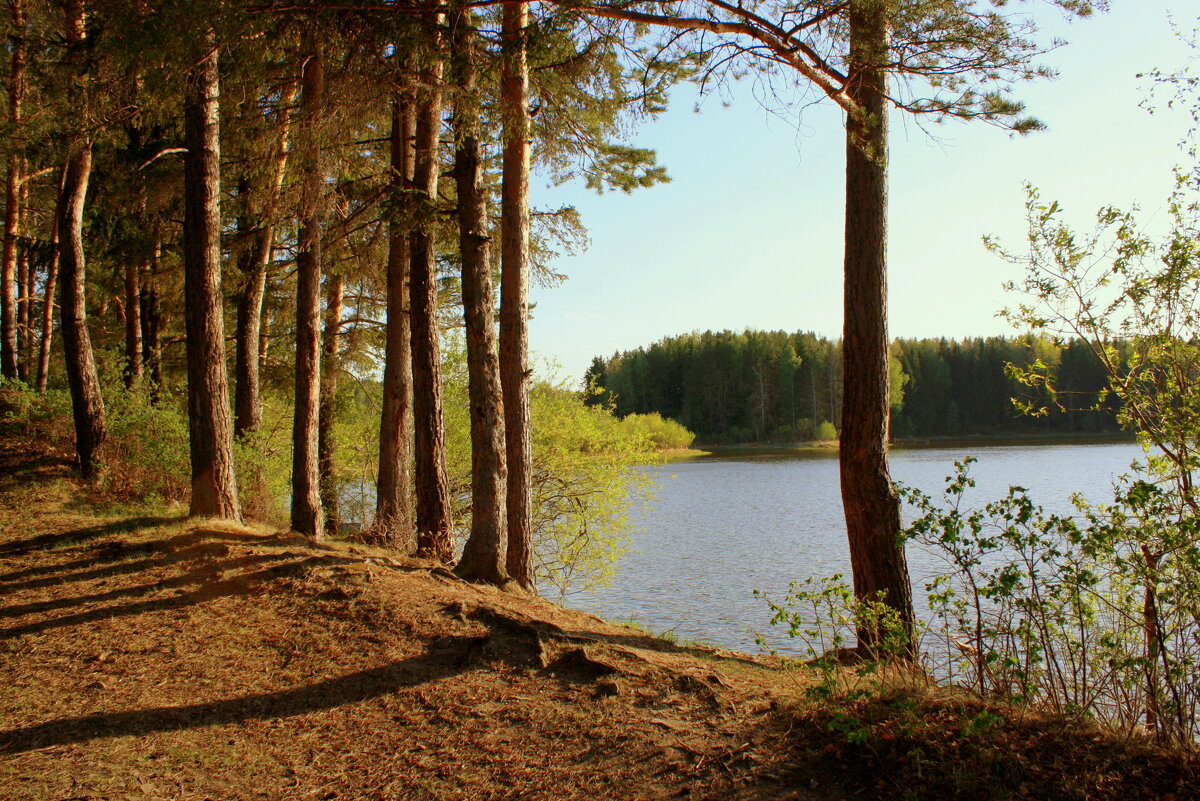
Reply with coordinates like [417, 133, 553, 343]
[757, 574, 913, 702]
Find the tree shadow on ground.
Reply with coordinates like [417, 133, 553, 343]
[0, 555, 349, 640]
[0, 648, 464, 755]
[0, 528, 287, 591]
[0, 516, 185, 557]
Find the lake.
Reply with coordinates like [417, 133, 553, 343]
[563, 440, 1146, 656]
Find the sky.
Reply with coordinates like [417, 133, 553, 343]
[524, 2, 1199, 384]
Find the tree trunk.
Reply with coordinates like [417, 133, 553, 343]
[59, 142, 105, 477]
[182, 40, 240, 520]
[234, 239, 267, 436]
[500, 0, 534, 591]
[319, 272, 343, 537]
[58, 1, 105, 477]
[451, 9, 508, 585]
[36, 169, 62, 394]
[409, 43, 453, 562]
[16, 176, 30, 383]
[291, 38, 325, 539]
[375, 93, 415, 542]
[140, 241, 162, 401]
[0, 3, 25, 382]
[123, 259, 142, 389]
[840, 0, 914, 653]
[1, 1, 26, 380]
[234, 85, 293, 441]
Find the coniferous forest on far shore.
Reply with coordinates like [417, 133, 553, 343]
[585, 331, 1123, 444]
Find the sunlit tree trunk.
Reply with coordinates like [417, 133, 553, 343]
[59, 142, 105, 477]
[235, 86, 293, 441]
[451, 7, 508, 584]
[16, 173, 31, 383]
[58, 0, 105, 477]
[500, 0, 534, 590]
[36, 170, 62, 394]
[840, 0, 914, 652]
[1, 0, 27, 380]
[376, 93, 415, 541]
[291, 37, 325, 539]
[123, 258, 142, 389]
[182, 38, 240, 520]
[319, 272, 343, 537]
[409, 40, 453, 562]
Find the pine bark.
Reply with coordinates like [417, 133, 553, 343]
[58, 0, 105, 477]
[182, 41, 240, 520]
[375, 94, 416, 542]
[291, 38, 325, 539]
[139, 242, 162, 401]
[409, 47, 453, 562]
[123, 259, 142, 389]
[1, 0, 26, 380]
[840, 0, 914, 652]
[58, 143, 105, 477]
[16, 176, 30, 383]
[319, 273, 343, 537]
[234, 87, 293, 441]
[36, 170, 61, 394]
[500, 0, 534, 591]
[451, 9, 508, 584]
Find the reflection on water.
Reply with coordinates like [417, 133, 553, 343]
[563, 440, 1145, 656]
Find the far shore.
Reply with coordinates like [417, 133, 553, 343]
[691, 430, 1137, 455]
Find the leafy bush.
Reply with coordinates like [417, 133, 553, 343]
[99, 383, 190, 504]
[901, 459, 1200, 744]
[618, 411, 695, 450]
[815, 420, 838, 441]
[531, 384, 658, 595]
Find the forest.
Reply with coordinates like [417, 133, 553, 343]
[5, 0, 1200, 796]
[585, 331, 1123, 443]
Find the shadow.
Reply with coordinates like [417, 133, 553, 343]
[0, 516, 185, 557]
[0, 529, 274, 591]
[0, 556, 335, 639]
[0, 649, 464, 755]
[556, 626, 775, 670]
[0, 552, 291, 620]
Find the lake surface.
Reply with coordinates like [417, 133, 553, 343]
[563, 440, 1146, 655]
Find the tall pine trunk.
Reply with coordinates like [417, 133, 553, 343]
[182, 40, 240, 520]
[840, 0, 914, 652]
[58, 0, 104, 477]
[500, 0, 534, 590]
[375, 94, 415, 541]
[451, 8, 508, 584]
[291, 38, 325, 539]
[319, 273, 343, 537]
[36, 169, 62, 393]
[235, 85, 293, 441]
[140, 240, 162, 401]
[59, 143, 105, 477]
[123, 259, 142, 389]
[16, 175, 30, 383]
[1, 0, 26, 380]
[409, 44, 453, 562]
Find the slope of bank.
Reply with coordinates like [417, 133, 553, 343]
[1, 403, 1196, 800]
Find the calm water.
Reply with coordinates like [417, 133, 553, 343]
[564, 440, 1146, 655]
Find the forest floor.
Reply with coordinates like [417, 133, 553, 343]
[2, 400, 1198, 800]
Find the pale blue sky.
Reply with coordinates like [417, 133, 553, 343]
[528, 3, 1198, 383]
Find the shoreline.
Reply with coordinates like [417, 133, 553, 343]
[694, 431, 1136, 454]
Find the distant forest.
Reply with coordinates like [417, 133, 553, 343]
[584, 330, 1123, 443]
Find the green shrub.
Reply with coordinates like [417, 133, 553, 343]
[618, 412, 695, 450]
[815, 420, 838, 441]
